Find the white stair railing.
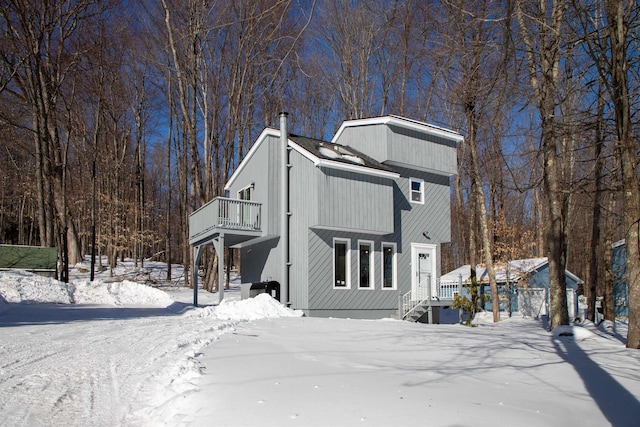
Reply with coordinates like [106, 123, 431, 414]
[399, 276, 463, 320]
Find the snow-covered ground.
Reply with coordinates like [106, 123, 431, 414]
[1, 260, 640, 426]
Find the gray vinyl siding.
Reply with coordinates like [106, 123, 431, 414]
[394, 166, 452, 250]
[288, 149, 317, 310]
[266, 135, 281, 234]
[335, 125, 388, 162]
[289, 150, 396, 310]
[306, 166, 452, 314]
[394, 168, 452, 289]
[387, 125, 457, 176]
[316, 168, 394, 234]
[307, 229, 400, 313]
[240, 237, 281, 283]
[336, 124, 457, 176]
[233, 134, 283, 286]
[226, 134, 281, 236]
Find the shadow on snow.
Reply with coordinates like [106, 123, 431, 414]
[0, 301, 211, 326]
[552, 334, 640, 425]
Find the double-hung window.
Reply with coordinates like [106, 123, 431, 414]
[410, 177, 424, 204]
[382, 242, 397, 289]
[358, 240, 374, 289]
[333, 238, 351, 289]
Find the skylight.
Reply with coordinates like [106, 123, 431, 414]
[318, 144, 365, 165]
[318, 146, 341, 159]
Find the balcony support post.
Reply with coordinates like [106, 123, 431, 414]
[193, 244, 202, 307]
[212, 232, 225, 304]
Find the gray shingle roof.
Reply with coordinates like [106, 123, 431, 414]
[289, 134, 394, 174]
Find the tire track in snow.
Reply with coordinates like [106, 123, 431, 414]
[0, 305, 237, 427]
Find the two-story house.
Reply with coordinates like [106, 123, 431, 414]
[189, 114, 461, 320]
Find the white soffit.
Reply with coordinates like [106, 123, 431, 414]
[331, 115, 464, 144]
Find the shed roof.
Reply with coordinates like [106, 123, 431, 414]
[440, 258, 584, 286]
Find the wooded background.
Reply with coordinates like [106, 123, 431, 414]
[1, 0, 639, 341]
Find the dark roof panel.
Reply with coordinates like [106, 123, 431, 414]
[289, 134, 394, 173]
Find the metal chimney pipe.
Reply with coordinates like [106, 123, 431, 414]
[279, 112, 290, 306]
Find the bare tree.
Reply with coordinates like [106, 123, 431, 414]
[438, 0, 516, 321]
[316, 0, 381, 119]
[570, 0, 640, 344]
[514, 0, 571, 329]
[602, 0, 640, 348]
[0, 0, 103, 279]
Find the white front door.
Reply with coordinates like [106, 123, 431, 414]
[411, 243, 437, 301]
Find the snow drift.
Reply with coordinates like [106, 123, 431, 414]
[192, 293, 304, 320]
[0, 270, 174, 306]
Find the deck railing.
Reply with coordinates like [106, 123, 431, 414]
[400, 275, 463, 319]
[189, 197, 261, 243]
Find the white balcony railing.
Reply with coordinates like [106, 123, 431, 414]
[189, 197, 261, 244]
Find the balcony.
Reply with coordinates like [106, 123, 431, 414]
[189, 197, 262, 247]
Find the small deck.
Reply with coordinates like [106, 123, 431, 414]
[189, 197, 264, 306]
[189, 197, 263, 247]
[400, 280, 462, 322]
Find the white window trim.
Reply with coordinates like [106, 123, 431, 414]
[333, 238, 351, 289]
[381, 242, 397, 290]
[410, 177, 424, 204]
[357, 240, 375, 290]
[237, 184, 252, 200]
[236, 185, 253, 226]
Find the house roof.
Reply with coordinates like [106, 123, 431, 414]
[225, 126, 400, 191]
[613, 239, 625, 248]
[331, 115, 464, 145]
[440, 258, 584, 286]
[288, 134, 398, 178]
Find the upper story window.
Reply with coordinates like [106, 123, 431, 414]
[410, 178, 424, 204]
[238, 186, 252, 201]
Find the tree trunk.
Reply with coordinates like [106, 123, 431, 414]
[515, 0, 569, 329]
[467, 105, 500, 322]
[586, 77, 606, 322]
[604, 0, 640, 348]
[542, 120, 569, 329]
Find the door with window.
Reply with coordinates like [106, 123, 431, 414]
[411, 243, 437, 301]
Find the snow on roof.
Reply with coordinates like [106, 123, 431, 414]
[289, 135, 399, 179]
[440, 258, 548, 285]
